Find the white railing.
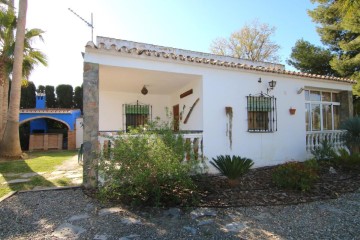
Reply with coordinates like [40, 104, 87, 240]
[306, 130, 346, 152]
[98, 131, 203, 160]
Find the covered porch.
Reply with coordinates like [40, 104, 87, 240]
[98, 65, 203, 133]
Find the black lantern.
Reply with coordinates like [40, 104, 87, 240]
[141, 85, 148, 95]
[268, 80, 276, 89]
[266, 80, 276, 94]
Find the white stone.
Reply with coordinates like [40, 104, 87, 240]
[190, 208, 217, 219]
[20, 172, 40, 178]
[52, 223, 86, 239]
[98, 207, 123, 216]
[222, 222, 247, 232]
[5, 179, 31, 184]
[197, 219, 214, 226]
[121, 217, 141, 225]
[94, 234, 108, 240]
[329, 167, 337, 174]
[183, 226, 197, 235]
[118, 234, 140, 240]
[68, 213, 90, 221]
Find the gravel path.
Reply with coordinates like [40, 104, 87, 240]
[0, 188, 359, 240]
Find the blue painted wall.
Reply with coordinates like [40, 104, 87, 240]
[20, 110, 81, 131]
[20, 94, 81, 132]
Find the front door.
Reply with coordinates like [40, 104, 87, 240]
[173, 104, 179, 132]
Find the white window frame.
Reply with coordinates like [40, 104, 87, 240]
[305, 90, 340, 132]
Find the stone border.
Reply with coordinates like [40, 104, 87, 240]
[0, 191, 17, 203]
[18, 185, 82, 193]
[0, 186, 83, 203]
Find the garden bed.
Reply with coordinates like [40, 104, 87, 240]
[193, 162, 360, 207]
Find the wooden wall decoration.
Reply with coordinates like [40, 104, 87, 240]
[180, 89, 193, 99]
[184, 98, 199, 124]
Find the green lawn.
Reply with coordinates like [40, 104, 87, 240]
[0, 150, 79, 198]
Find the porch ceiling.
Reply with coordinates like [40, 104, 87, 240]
[100, 65, 201, 94]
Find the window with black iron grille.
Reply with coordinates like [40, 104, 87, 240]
[247, 94, 277, 132]
[123, 102, 152, 132]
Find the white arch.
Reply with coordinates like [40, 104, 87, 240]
[20, 116, 71, 130]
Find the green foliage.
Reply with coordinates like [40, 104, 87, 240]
[73, 85, 83, 112]
[334, 148, 360, 170]
[287, 39, 338, 76]
[210, 155, 254, 180]
[308, 0, 360, 95]
[20, 81, 36, 108]
[304, 158, 319, 171]
[341, 116, 360, 154]
[272, 161, 319, 191]
[311, 139, 337, 161]
[37, 84, 45, 94]
[45, 85, 56, 108]
[99, 122, 201, 207]
[0, 151, 77, 173]
[56, 84, 73, 108]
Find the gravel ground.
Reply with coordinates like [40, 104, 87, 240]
[0, 188, 359, 240]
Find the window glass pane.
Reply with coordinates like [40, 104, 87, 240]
[248, 111, 269, 131]
[305, 103, 311, 131]
[322, 104, 332, 130]
[322, 92, 331, 102]
[311, 104, 321, 131]
[333, 105, 340, 129]
[305, 90, 310, 100]
[310, 91, 321, 101]
[332, 92, 339, 102]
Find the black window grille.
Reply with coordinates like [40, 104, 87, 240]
[123, 102, 152, 132]
[247, 94, 277, 132]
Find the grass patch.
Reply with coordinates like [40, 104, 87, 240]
[0, 150, 78, 198]
[53, 177, 73, 186]
[0, 150, 77, 173]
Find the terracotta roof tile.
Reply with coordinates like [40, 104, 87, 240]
[86, 37, 356, 84]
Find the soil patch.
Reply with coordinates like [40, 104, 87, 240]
[193, 163, 360, 207]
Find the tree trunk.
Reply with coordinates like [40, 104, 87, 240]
[0, 75, 9, 142]
[0, 0, 27, 158]
[0, 0, 15, 143]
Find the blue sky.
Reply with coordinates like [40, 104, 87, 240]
[25, 0, 322, 88]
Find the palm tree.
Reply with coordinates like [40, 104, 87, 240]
[0, 1, 46, 144]
[0, 0, 28, 157]
[0, 3, 16, 142]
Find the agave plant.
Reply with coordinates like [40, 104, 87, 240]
[341, 117, 360, 154]
[210, 155, 254, 186]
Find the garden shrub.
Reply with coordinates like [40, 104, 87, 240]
[272, 161, 319, 191]
[98, 121, 202, 207]
[341, 117, 360, 154]
[311, 139, 337, 161]
[210, 155, 253, 186]
[334, 148, 360, 171]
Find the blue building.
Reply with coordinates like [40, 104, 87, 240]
[20, 94, 82, 150]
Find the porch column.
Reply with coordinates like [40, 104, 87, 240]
[83, 62, 99, 189]
[339, 91, 353, 123]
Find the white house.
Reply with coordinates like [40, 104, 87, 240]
[82, 36, 354, 182]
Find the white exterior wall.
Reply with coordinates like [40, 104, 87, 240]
[170, 79, 203, 131]
[99, 91, 170, 131]
[202, 69, 352, 168]
[76, 117, 83, 148]
[85, 48, 353, 170]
